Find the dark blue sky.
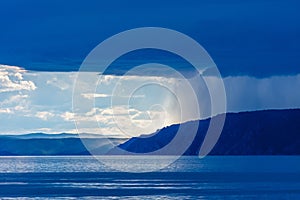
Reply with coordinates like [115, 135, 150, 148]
[0, 0, 299, 77]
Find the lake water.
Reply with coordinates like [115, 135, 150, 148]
[0, 156, 299, 199]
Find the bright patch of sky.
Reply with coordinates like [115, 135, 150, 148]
[1, 64, 300, 136]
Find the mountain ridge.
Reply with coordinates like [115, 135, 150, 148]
[0, 133, 128, 139]
[0, 134, 127, 156]
[109, 109, 300, 155]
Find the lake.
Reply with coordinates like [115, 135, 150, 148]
[0, 156, 299, 199]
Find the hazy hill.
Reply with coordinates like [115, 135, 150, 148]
[0, 133, 126, 156]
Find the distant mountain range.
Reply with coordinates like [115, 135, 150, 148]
[0, 133, 126, 156]
[1, 109, 300, 156]
[109, 109, 300, 155]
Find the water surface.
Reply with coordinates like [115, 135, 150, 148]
[0, 156, 299, 199]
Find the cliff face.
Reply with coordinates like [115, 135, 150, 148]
[110, 109, 300, 155]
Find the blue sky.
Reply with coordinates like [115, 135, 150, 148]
[0, 0, 300, 135]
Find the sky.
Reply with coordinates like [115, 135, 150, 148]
[0, 0, 300, 135]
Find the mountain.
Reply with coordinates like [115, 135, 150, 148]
[109, 109, 300, 155]
[0, 133, 127, 156]
[0, 133, 119, 139]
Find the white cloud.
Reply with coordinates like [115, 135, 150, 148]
[0, 94, 31, 115]
[59, 105, 166, 136]
[46, 75, 73, 90]
[35, 111, 56, 121]
[66, 127, 127, 137]
[81, 93, 145, 100]
[1, 94, 29, 105]
[0, 65, 36, 93]
[60, 111, 75, 121]
[81, 93, 111, 99]
[0, 108, 13, 114]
